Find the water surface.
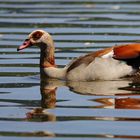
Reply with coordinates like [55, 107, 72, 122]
[0, 0, 140, 139]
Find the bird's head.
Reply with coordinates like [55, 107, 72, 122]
[17, 30, 54, 51]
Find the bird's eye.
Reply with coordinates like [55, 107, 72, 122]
[32, 31, 43, 41]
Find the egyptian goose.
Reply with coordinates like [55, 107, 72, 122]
[17, 30, 140, 81]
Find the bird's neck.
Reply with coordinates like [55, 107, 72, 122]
[40, 43, 56, 68]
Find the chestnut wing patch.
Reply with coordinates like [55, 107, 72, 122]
[113, 44, 140, 59]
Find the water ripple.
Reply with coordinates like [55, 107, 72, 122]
[0, 0, 140, 139]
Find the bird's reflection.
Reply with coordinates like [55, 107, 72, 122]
[95, 97, 140, 109]
[67, 79, 140, 109]
[26, 71, 57, 122]
[26, 71, 140, 121]
[40, 81, 57, 109]
[67, 80, 132, 95]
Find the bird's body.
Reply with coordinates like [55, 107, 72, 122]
[18, 30, 140, 81]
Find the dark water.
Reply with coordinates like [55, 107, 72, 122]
[0, 0, 140, 139]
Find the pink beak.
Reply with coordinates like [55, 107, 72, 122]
[17, 39, 32, 51]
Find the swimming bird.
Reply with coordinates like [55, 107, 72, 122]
[17, 30, 140, 81]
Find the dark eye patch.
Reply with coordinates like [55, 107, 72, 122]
[32, 31, 43, 40]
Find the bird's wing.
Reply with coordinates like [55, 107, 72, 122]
[67, 47, 113, 72]
[67, 43, 140, 72]
[113, 43, 140, 59]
